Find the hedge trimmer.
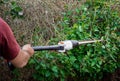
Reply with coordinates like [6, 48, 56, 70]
[33, 40, 102, 52]
[8, 40, 102, 70]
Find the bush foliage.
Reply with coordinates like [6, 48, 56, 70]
[30, 0, 120, 81]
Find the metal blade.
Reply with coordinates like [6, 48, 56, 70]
[78, 40, 102, 45]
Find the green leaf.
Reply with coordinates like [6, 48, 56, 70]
[78, 26, 83, 32]
[69, 56, 76, 64]
[52, 66, 58, 73]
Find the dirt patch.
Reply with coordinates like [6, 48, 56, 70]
[0, 58, 15, 81]
[0, 0, 85, 46]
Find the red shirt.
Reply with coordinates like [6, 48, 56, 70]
[0, 18, 20, 61]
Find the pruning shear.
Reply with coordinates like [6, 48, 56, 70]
[8, 40, 102, 71]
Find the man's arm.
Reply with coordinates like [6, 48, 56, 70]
[10, 44, 34, 68]
[0, 17, 34, 68]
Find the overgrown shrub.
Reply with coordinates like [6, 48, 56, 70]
[30, 0, 120, 81]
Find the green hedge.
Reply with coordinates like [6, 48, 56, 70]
[30, 0, 120, 81]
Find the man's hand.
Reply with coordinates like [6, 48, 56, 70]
[22, 44, 34, 56]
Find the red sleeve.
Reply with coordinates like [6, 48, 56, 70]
[0, 18, 20, 61]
